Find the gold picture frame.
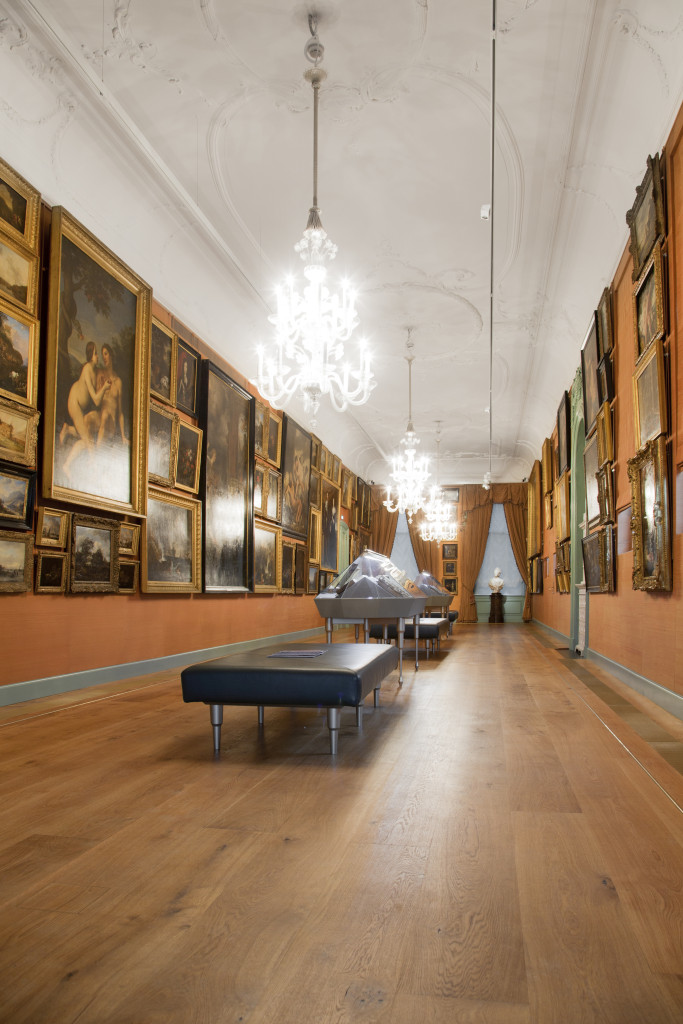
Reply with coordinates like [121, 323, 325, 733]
[595, 402, 614, 468]
[633, 337, 667, 451]
[582, 527, 615, 594]
[308, 506, 321, 564]
[527, 459, 542, 557]
[70, 514, 120, 593]
[0, 396, 40, 467]
[554, 470, 570, 543]
[142, 486, 202, 594]
[0, 299, 40, 409]
[597, 465, 615, 526]
[584, 432, 600, 529]
[633, 240, 665, 363]
[36, 507, 70, 549]
[544, 491, 553, 531]
[596, 286, 613, 359]
[35, 551, 69, 593]
[254, 519, 281, 593]
[0, 234, 40, 317]
[148, 401, 179, 487]
[281, 538, 296, 594]
[43, 207, 151, 517]
[626, 152, 666, 282]
[0, 528, 33, 592]
[627, 435, 671, 592]
[541, 437, 554, 495]
[174, 420, 202, 494]
[117, 559, 139, 594]
[150, 317, 177, 406]
[0, 155, 41, 253]
[118, 522, 141, 558]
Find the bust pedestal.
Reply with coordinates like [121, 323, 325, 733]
[489, 592, 504, 623]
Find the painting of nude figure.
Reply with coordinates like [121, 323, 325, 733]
[43, 207, 150, 517]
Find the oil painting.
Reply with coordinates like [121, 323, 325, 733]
[281, 415, 311, 540]
[70, 514, 120, 593]
[200, 362, 253, 592]
[43, 208, 150, 516]
[253, 519, 280, 593]
[36, 507, 70, 548]
[150, 319, 176, 405]
[0, 156, 41, 252]
[0, 235, 39, 316]
[0, 301, 39, 408]
[174, 421, 202, 494]
[0, 463, 34, 530]
[142, 486, 201, 593]
[148, 402, 178, 487]
[320, 476, 340, 573]
[0, 397, 40, 467]
[176, 339, 199, 417]
[35, 551, 68, 594]
[0, 529, 32, 591]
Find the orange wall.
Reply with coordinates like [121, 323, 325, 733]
[532, 101, 683, 697]
[0, 590, 322, 687]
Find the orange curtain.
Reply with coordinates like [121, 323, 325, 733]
[501, 485, 532, 621]
[370, 486, 398, 556]
[407, 513, 441, 576]
[459, 485, 494, 622]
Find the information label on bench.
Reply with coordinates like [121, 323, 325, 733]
[267, 649, 326, 658]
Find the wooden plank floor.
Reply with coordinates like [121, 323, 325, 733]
[1, 623, 683, 1023]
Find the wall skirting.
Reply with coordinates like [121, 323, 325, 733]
[585, 648, 683, 722]
[533, 619, 683, 722]
[0, 627, 326, 707]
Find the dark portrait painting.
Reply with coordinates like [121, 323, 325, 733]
[320, 477, 340, 573]
[200, 363, 253, 592]
[281, 415, 311, 540]
[43, 208, 150, 516]
[150, 319, 175, 404]
[176, 340, 199, 417]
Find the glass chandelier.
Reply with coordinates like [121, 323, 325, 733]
[384, 346, 430, 524]
[420, 429, 457, 543]
[253, 15, 375, 426]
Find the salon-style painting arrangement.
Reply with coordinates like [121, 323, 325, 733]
[0, 154, 365, 597]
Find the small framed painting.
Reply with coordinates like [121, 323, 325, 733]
[0, 463, 35, 530]
[294, 543, 307, 593]
[442, 542, 458, 560]
[150, 318, 176, 406]
[443, 576, 458, 594]
[175, 338, 200, 418]
[0, 300, 40, 409]
[254, 401, 268, 459]
[174, 421, 203, 494]
[626, 152, 666, 282]
[310, 435, 321, 470]
[118, 522, 141, 558]
[444, 560, 456, 575]
[308, 506, 321, 564]
[0, 156, 41, 253]
[281, 414, 311, 540]
[331, 454, 342, 486]
[581, 316, 601, 437]
[266, 411, 282, 468]
[307, 563, 319, 595]
[0, 234, 40, 317]
[627, 435, 671, 591]
[597, 466, 615, 526]
[596, 286, 613, 359]
[265, 467, 281, 522]
[595, 402, 614, 468]
[556, 391, 571, 476]
[117, 559, 139, 594]
[0, 397, 40, 468]
[254, 462, 266, 517]
[633, 336, 667, 450]
[584, 432, 600, 529]
[0, 529, 32, 591]
[633, 241, 665, 362]
[281, 538, 296, 594]
[254, 519, 281, 593]
[35, 551, 68, 594]
[148, 401, 179, 487]
[70, 514, 120, 593]
[554, 470, 570, 543]
[309, 467, 321, 509]
[142, 486, 202, 594]
[36, 506, 70, 548]
[341, 468, 353, 508]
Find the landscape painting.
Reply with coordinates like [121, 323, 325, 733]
[0, 301, 39, 408]
[142, 487, 201, 593]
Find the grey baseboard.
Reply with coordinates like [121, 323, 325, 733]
[585, 648, 683, 722]
[531, 619, 570, 646]
[0, 627, 327, 707]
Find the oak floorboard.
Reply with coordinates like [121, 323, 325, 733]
[0, 624, 682, 1023]
[514, 810, 682, 1023]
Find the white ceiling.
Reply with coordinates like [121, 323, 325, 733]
[2, 0, 683, 485]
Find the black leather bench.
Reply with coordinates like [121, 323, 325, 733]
[428, 609, 458, 635]
[368, 617, 449, 658]
[181, 641, 399, 756]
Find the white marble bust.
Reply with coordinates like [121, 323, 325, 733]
[488, 567, 504, 593]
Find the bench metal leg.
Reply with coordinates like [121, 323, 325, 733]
[414, 615, 419, 670]
[258, 705, 264, 726]
[210, 703, 223, 754]
[355, 704, 363, 730]
[327, 707, 341, 755]
[374, 685, 380, 707]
